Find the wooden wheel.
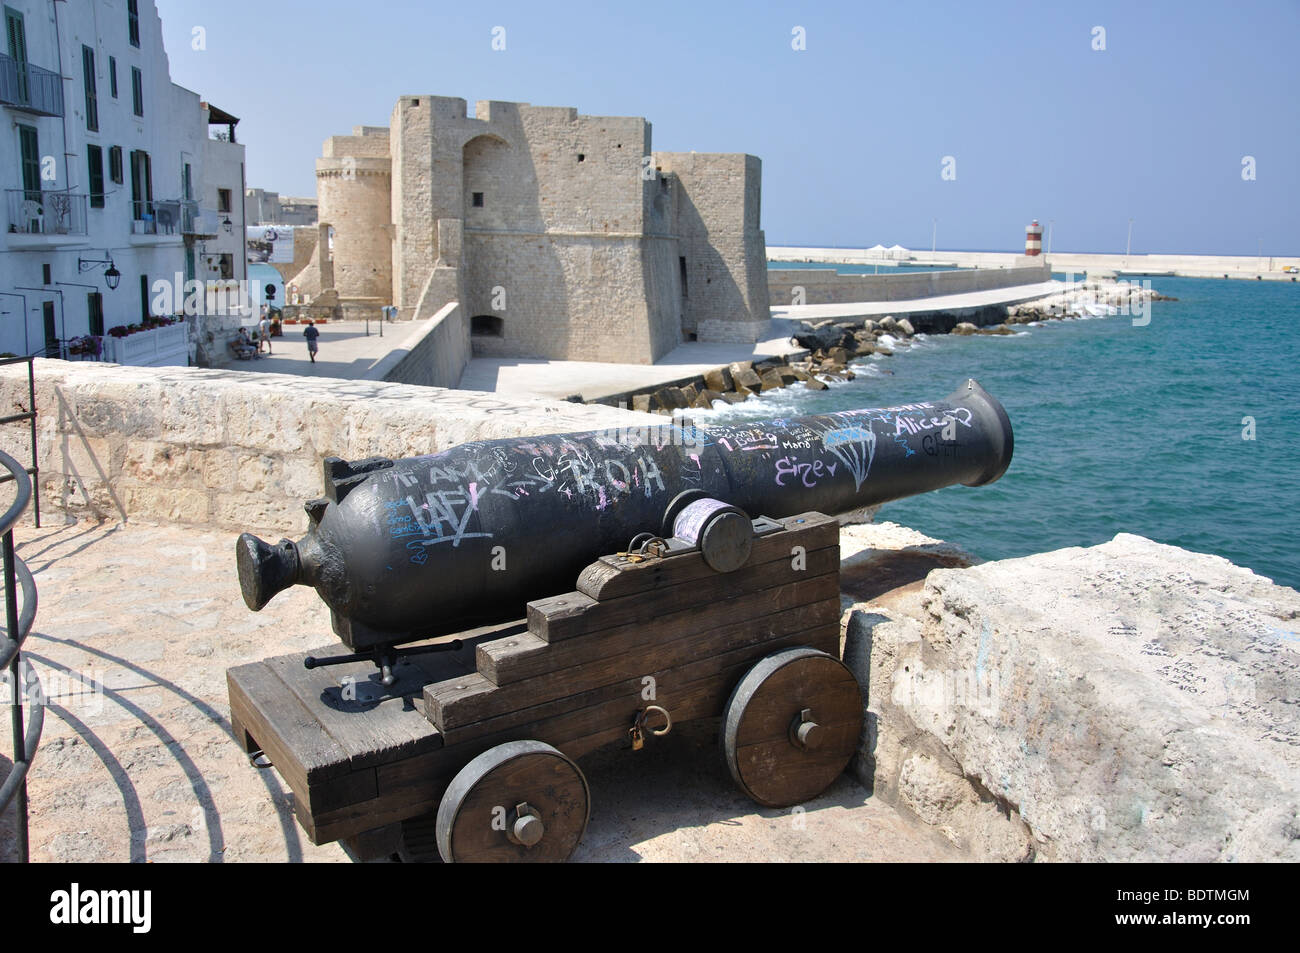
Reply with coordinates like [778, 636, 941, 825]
[722, 646, 863, 808]
[436, 740, 590, 863]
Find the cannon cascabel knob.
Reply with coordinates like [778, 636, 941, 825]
[236, 533, 301, 612]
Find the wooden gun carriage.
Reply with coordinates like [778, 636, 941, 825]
[228, 509, 860, 862]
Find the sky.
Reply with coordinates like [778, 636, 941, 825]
[156, 0, 1298, 256]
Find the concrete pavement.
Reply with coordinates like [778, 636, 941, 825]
[770, 280, 1063, 322]
[227, 319, 399, 380]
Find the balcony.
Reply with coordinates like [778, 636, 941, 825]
[0, 52, 64, 117]
[133, 199, 219, 237]
[6, 189, 88, 236]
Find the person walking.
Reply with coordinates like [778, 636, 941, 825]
[258, 312, 273, 354]
[303, 319, 320, 363]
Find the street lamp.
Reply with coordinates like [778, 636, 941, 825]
[222, 216, 233, 234]
[78, 255, 122, 290]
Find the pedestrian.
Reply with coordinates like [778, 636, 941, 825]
[258, 311, 273, 354]
[303, 319, 320, 363]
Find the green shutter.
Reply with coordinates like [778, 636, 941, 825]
[7, 6, 28, 102]
[82, 45, 97, 131]
[18, 124, 40, 196]
[87, 145, 104, 208]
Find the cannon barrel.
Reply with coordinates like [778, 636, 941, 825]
[237, 379, 1012, 651]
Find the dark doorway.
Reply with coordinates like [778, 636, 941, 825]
[471, 315, 504, 337]
[42, 301, 57, 356]
[87, 292, 104, 337]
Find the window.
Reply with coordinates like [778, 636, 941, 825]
[131, 67, 143, 117]
[217, 188, 232, 213]
[139, 274, 150, 322]
[18, 124, 39, 195]
[182, 162, 192, 201]
[109, 145, 123, 184]
[471, 315, 504, 337]
[5, 6, 27, 102]
[87, 144, 104, 208]
[87, 292, 104, 337]
[471, 192, 484, 208]
[42, 263, 50, 284]
[130, 149, 152, 220]
[127, 0, 140, 48]
[109, 56, 117, 97]
[577, 154, 585, 162]
[82, 45, 98, 131]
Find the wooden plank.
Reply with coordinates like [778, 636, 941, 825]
[264, 652, 445, 776]
[576, 513, 838, 602]
[481, 546, 841, 685]
[442, 621, 841, 755]
[429, 580, 841, 729]
[531, 523, 838, 643]
[226, 662, 345, 787]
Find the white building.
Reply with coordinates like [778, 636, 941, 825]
[0, 0, 246, 364]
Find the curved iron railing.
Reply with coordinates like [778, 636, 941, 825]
[0, 449, 41, 862]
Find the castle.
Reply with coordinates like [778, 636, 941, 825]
[284, 96, 770, 364]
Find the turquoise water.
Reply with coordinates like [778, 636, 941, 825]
[694, 277, 1300, 589]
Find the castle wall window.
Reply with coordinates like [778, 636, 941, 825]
[577, 154, 584, 162]
[471, 315, 503, 337]
[471, 192, 484, 208]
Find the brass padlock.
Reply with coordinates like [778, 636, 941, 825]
[629, 724, 645, 751]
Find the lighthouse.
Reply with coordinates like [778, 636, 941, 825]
[1025, 220, 1043, 256]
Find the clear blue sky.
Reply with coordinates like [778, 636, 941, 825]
[157, 0, 1298, 256]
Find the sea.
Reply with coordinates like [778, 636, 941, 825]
[691, 274, 1300, 590]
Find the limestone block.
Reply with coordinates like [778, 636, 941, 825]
[899, 534, 1300, 862]
[952, 323, 978, 335]
[758, 369, 784, 392]
[897, 318, 916, 336]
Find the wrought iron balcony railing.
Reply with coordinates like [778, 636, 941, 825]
[5, 189, 88, 236]
[0, 52, 64, 117]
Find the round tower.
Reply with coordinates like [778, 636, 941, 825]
[315, 132, 393, 307]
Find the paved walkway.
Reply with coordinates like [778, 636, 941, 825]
[228, 320, 400, 380]
[3, 517, 961, 863]
[770, 280, 1063, 322]
[460, 325, 807, 402]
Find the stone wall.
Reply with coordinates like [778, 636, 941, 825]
[0, 361, 656, 538]
[768, 263, 1052, 307]
[844, 532, 1300, 861]
[363, 301, 470, 389]
[657, 152, 769, 343]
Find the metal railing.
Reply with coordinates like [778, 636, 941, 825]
[0, 52, 64, 117]
[133, 198, 206, 235]
[0, 449, 41, 863]
[5, 189, 89, 237]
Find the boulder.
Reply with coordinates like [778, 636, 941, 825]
[848, 533, 1300, 862]
[730, 364, 763, 391]
[777, 366, 801, 384]
[694, 389, 722, 409]
[827, 347, 850, 365]
[719, 391, 748, 404]
[652, 387, 689, 411]
[952, 322, 978, 335]
[759, 368, 785, 392]
[703, 366, 733, 393]
[878, 315, 900, 333]
[803, 377, 829, 391]
[896, 318, 916, 336]
[793, 322, 844, 351]
[631, 394, 651, 413]
[678, 383, 699, 405]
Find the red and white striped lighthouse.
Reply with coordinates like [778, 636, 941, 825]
[1025, 220, 1043, 256]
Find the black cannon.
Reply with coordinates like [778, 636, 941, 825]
[237, 379, 1012, 678]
